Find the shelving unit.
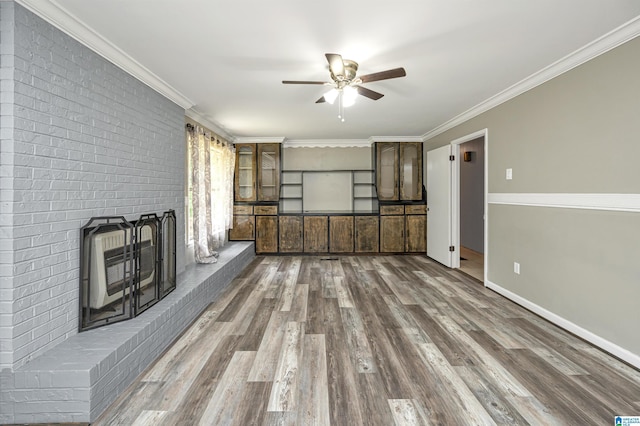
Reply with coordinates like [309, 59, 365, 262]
[353, 170, 378, 213]
[279, 170, 303, 213]
[279, 169, 377, 214]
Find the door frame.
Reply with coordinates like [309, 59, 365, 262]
[450, 129, 488, 285]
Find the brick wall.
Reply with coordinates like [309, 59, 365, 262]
[0, 2, 186, 373]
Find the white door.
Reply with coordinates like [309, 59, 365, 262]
[426, 145, 453, 267]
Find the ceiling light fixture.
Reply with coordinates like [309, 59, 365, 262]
[323, 88, 339, 105]
[284, 53, 406, 123]
[323, 86, 358, 121]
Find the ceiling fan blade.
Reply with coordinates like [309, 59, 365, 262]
[355, 86, 384, 100]
[315, 96, 326, 104]
[282, 80, 327, 85]
[359, 67, 406, 83]
[325, 53, 345, 79]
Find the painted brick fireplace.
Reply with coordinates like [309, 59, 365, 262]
[0, 3, 252, 423]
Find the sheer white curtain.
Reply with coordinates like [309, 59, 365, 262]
[187, 125, 235, 263]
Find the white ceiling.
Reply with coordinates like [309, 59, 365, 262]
[18, 0, 640, 141]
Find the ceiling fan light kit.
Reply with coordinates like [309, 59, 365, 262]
[283, 53, 406, 122]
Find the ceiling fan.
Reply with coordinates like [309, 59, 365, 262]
[282, 53, 406, 119]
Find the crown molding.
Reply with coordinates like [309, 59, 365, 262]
[423, 15, 640, 141]
[369, 136, 424, 143]
[185, 108, 235, 141]
[284, 139, 372, 148]
[16, 0, 195, 110]
[234, 137, 286, 144]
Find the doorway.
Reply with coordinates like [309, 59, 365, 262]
[452, 130, 487, 283]
[457, 137, 485, 281]
[426, 129, 487, 283]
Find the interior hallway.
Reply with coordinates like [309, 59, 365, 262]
[94, 255, 640, 425]
[459, 246, 484, 282]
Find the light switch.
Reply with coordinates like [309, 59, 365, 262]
[506, 168, 513, 180]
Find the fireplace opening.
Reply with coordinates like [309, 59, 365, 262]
[79, 210, 176, 332]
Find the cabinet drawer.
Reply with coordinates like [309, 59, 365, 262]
[405, 204, 426, 215]
[233, 205, 253, 215]
[380, 205, 404, 215]
[254, 205, 278, 215]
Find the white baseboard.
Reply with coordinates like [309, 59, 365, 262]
[486, 280, 640, 370]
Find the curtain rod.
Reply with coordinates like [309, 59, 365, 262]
[186, 123, 232, 147]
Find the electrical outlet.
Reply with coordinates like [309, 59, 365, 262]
[514, 262, 520, 274]
[506, 168, 513, 180]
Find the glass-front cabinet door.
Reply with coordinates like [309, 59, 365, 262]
[400, 142, 423, 200]
[234, 144, 256, 202]
[376, 142, 399, 201]
[257, 143, 280, 201]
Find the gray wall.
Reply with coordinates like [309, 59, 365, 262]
[282, 146, 373, 170]
[425, 35, 640, 357]
[0, 3, 186, 374]
[459, 137, 484, 253]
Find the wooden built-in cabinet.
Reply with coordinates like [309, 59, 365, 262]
[257, 144, 280, 202]
[235, 206, 424, 254]
[304, 216, 328, 253]
[379, 204, 426, 253]
[229, 205, 254, 240]
[234, 143, 281, 203]
[380, 205, 405, 253]
[376, 144, 399, 200]
[355, 216, 379, 253]
[400, 143, 423, 201]
[231, 143, 281, 250]
[405, 204, 427, 252]
[234, 144, 257, 202]
[255, 205, 278, 254]
[329, 216, 354, 253]
[279, 216, 303, 253]
[230, 141, 427, 255]
[376, 142, 423, 202]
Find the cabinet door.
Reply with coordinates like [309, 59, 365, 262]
[229, 215, 255, 240]
[304, 216, 328, 253]
[376, 143, 399, 201]
[406, 214, 426, 252]
[355, 216, 379, 253]
[234, 144, 256, 202]
[279, 216, 303, 253]
[400, 142, 423, 201]
[329, 216, 354, 253]
[256, 216, 278, 253]
[257, 143, 280, 201]
[380, 215, 405, 253]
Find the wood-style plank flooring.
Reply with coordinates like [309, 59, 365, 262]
[94, 255, 640, 425]
[459, 246, 484, 282]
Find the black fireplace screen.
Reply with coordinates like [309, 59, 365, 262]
[79, 210, 177, 331]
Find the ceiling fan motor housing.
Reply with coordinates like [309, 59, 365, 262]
[332, 59, 359, 83]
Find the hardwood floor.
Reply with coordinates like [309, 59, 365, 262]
[94, 255, 640, 425]
[459, 246, 484, 282]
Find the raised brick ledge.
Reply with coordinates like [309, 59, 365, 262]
[6, 242, 255, 424]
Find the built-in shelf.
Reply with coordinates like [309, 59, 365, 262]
[279, 169, 377, 214]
